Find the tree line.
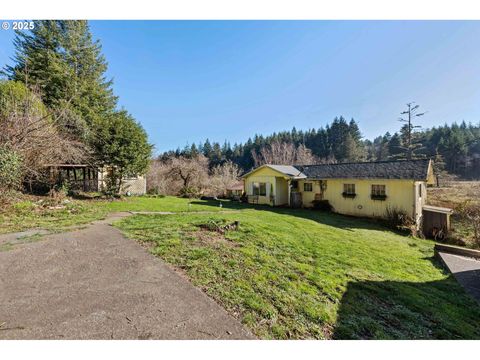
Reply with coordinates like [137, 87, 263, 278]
[0, 20, 152, 197]
[161, 116, 480, 179]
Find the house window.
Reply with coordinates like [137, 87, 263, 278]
[342, 184, 356, 198]
[304, 183, 313, 192]
[291, 181, 298, 190]
[371, 184, 387, 200]
[260, 183, 267, 196]
[253, 182, 267, 196]
[418, 184, 422, 198]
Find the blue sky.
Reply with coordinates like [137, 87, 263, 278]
[1, 20, 479, 154]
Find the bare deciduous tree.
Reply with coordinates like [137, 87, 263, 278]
[146, 159, 180, 195]
[146, 155, 210, 197]
[147, 157, 242, 198]
[168, 155, 209, 194]
[210, 161, 242, 197]
[0, 82, 87, 188]
[457, 202, 480, 247]
[251, 140, 320, 167]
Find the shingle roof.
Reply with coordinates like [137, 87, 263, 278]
[268, 165, 306, 178]
[226, 181, 244, 191]
[296, 159, 431, 181]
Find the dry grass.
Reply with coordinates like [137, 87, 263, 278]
[428, 181, 480, 208]
[428, 181, 480, 247]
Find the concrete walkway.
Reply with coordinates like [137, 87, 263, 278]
[437, 252, 480, 303]
[0, 213, 252, 339]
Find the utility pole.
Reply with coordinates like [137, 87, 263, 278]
[399, 102, 426, 160]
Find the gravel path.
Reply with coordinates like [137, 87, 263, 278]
[0, 213, 252, 339]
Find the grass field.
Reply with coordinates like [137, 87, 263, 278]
[115, 201, 480, 340]
[428, 181, 480, 209]
[2, 195, 480, 339]
[0, 195, 242, 234]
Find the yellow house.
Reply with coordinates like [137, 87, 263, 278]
[243, 160, 436, 224]
[243, 165, 306, 206]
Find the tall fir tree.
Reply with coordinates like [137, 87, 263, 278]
[202, 139, 213, 158]
[4, 21, 66, 107]
[4, 20, 117, 137]
[4, 20, 152, 184]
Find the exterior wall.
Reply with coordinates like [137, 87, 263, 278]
[97, 168, 147, 195]
[296, 180, 322, 205]
[244, 165, 427, 222]
[414, 181, 427, 224]
[122, 175, 147, 195]
[244, 166, 288, 206]
[297, 178, 418, 219]
[244, 176, 275, 205]
[226, 189, 243, 197]
[275, 177, 289, 206]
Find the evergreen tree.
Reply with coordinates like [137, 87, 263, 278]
[328, 117, 350, 161]
[202, 139, 213, 158]
[344, 133, 358, 161]
[159, 117, 480, 178]
[438, 126, 467, 174]
[222, 141, 233, 160]
[91, 110, 152, 194]
[348, 118, 362, 142]
[388, 133, 403, 158]
[4, 20, 117, 137]
[190, 143, 199, 157]
[211, 142, 223, 166]
[59, 21, 117, 126]
[373, 133, 391, 161]
[4, 21, 65, 107]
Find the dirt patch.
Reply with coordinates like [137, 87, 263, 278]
[188, 229, 239, 249]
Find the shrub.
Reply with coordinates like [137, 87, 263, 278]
[385, 206, 406, 228]
[147, 186, 160, 195]
[47, 183, 69, 203]
[179, 186, 202, 199]
[240, 192, 248, 203]
[0, 81, 87, 189]
[0, 146, 22, 196]
[456, 201, 480, 248]
[385, 206, 416, 235]
[311, 200, 333, 211]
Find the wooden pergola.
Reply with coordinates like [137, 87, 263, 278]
[47, 164, 99, 192]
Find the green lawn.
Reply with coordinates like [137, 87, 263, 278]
[115, 204, 480, 340]
[2, 195, 480, 339]
[0, 196, 240, 234]
[103, 195, 245, 213]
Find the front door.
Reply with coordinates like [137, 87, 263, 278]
[290, 191, 302, 208]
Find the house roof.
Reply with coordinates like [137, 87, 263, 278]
[297, 159, 432, 181]
[268, 165, 306, 178]
[45, 164, 94, 168]
[423, 205, 453, 214]
[227, 182, 244, 191]
[242, 164, 306, 179]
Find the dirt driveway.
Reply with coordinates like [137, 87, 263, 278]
[0, 214, 252, 339]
